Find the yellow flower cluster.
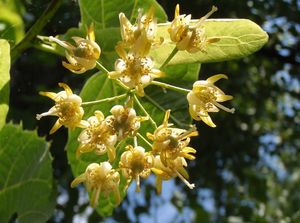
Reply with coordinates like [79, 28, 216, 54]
[36, 4, 235, 209]
[108, 8, 165, 96]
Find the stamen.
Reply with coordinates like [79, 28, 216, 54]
[175, 170, 195, 189]
[36, 110, 57, 120]
[196, 6, 218, 26]
[213, 101, 235, 113]
[49, 36, 73, 50]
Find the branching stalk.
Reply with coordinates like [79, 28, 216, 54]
[82, 94, 128, 106]
[151, 81, 190, 94]
[133, 94, 157, 129]
[159, 47, 178, 69]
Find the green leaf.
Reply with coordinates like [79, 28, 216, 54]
[0, 124, 55, 223]
[0, 2, 25, 45]
[151, 19, 269, 66]
[0, 39, 10, 130]
[79, 0, 167, 30]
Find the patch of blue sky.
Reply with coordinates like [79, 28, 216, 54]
[197, 188, 216, 213]
[272, 64, 300, 93]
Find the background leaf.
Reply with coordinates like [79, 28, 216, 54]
[151, 19, 269, 66]
[0, 2, 24, 45]
[0, 39, 10, 130]
[79, 0, 167, 30]
[0, 124, 55, 223]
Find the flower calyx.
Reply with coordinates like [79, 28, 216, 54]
[49, 24, 101, 74]
[77, 110, 117, 161]
[187, 74, 235, 127]
[71, 162, 120, 208]
[36, 82, 87, 134]
[119, 145, 154, 192]
[168, 4, 219, 53]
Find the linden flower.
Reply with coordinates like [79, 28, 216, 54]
[151, 156, 195, 194]
[147, 110, 198, 167]
[168, 4, 219, 53]
[49, 24, 101, 74]
[36, 83, 87, 134]
[119, 145, 154, 192]
[187, 74, 235, 127]
[108, 45, 164, 96]
[71, 162, 120, 208]
[76, 111, 117, 161]
[119, 6, 162, 50]
[106, 104, 148, 140]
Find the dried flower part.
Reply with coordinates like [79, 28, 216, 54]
[36, 83, 88, 134]
[151, 156, 195, 194]
[106, 104, 148, 140]
[147, 110, 198, 166]
[49, 24, 101, 74]
[71, 162, 120, 207]
[77, 110, 117, 161]
[108, 45, 164, 96]
[119, 145, 154, 192]
[119, 7, 163, 53]
[187, 74, 235, 127]
[168, 4, 219, 53]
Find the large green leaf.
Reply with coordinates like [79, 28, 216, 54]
[0, 2, 24, 45]
[79, 0, 167, 30]
[151, 19, 269, 66]
[0, 39, 10, 130]
[0, 124, 55, 223]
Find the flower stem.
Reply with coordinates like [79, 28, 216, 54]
[133, 94, 157, 129]
[95, 61, 130, 90]
[144, 94, 189, 128]
[137, 133, 152, 149]
[96, 61, 109, 73]
[11, 0, 63, 61]
[159, 47, 178, 69]
[151, 81, 190, 94]
[82, 93, 128, 106]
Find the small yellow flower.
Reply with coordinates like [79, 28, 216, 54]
[119, 6, 162, 51]
[119, 145, 154, 192]
[76, 110, 117, 161]
[36, 83, 87, 134]
[108, 45, 164, 96]
[147, 110, 198, 166]
[106, 103, 148, 140]
[49, 24, 101, 74]
[187, 74, 235, 127]
[151, 156, 194, 194]
[168, 4, 219, 53]
[71, 162, 120, 208]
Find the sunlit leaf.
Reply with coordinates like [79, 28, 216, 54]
[79, 0, 167, 30]
[0, 39, 10, 130]
[0, 2, 24, 45]
[0, 124, 55, 223]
